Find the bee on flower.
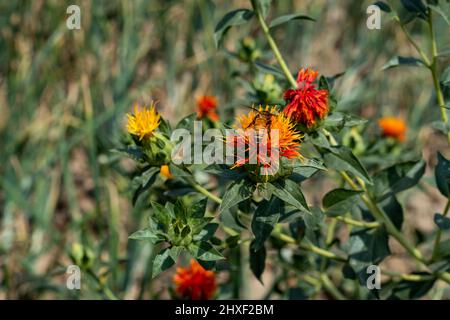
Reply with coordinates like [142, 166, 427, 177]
[378, 116, 407, 142]
[283, 68, 329, 130]
[230, 105, 302, 180]
[197, 95, 219, 122]
[173, 259, 217, 300]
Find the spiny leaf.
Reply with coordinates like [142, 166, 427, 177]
[249, 241, 266, 283]
[269, 13, 316, 29]
[219, 179, 254, 213]
[214, 9, 254, 47]
[382, 56, 425, 70]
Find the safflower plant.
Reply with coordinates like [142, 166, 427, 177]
[116, 0, 450, 300]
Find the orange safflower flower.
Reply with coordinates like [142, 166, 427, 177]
[126, 102, 161, 140]
[160, 165, 173, 179]
[231, 106, 302, 172]
[283, 68, 329, 128]
[378, 117, 407, 141]
[197, 96, 219, 121]
[173, 259, 217, 300]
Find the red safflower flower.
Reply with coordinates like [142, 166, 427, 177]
[197, 95, 219, 121]
[283, 68, 329, 128]
[378, 117, 407, 142]
[173, 259, 217, 300]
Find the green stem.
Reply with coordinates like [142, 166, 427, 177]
[334, 216, 380, 229]
[319, 274, 346, 300]
[273, 232, 347, 262]
[428, 10, 450, 147]
[383, 270, 435, 282]
[250, 0, 297, 88]
[394, 16, 431, 66]
[87, 269, 119, 300]
[186, 177, 222, 204]
[431, 197, 450, 262]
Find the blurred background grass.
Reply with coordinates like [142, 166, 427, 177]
[0, 0, 449, 299]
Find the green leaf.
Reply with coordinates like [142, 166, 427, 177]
[168, 246, 183, 262]
[347, 228, 390, 284]
[323, 112, 368, 131]
[251, 197, 282, 250]
[269, 13, 316, 29]
[441, 66, 450, 86]
[132, 167, 160, 204]
[219, 179, 254, 213]
[374, 1, 392, 12]
[322, 189, 363, 217]
[432, 120, 450, 134]
[323, 145, 372, 184]
[188, 242, 224, 261]
[214, 9, 254, 47]
[294, 158, 327, 171]
[434, 213, 450, 230]
[249, 241, 266, 283]
[400, 0, 428, 20]
[175, 113, 197, 131]
[256, 0, 271, 19]
[373, 159, 426, 202]
[438, 47, 450, 58]
[151, 201, 172, 227]
[435, 152, 450, 197]
[308, 130, 331, 149]
[381, 196, 404, 230]
[388, 275, 436, 299]
[253, 61, 285, 78]
[158, 117, 171, 136]
[382, 56, 425, 70]
[428, 4, 450, 25]
[188, 198, 208, 219]
[129, 228, 162, 244]
[193, 223, 219, 241]
[290, 158, 326, 181]
[152, 248, 175, 278]
[271, 179, 309, 213]
[205, 164, 247, 180]
[112, 146, 144, 161]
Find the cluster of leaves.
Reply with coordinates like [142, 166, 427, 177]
[130, 199, 223, 277]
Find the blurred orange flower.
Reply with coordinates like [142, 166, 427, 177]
[283, 68, 329, 128]
[378, 117, 407, 141]
[173, 259, 217, 300]
[197, 96, 219, 121]
[160, 165, 173, 179]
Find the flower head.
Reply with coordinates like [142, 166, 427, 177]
[173, 259, 217, 300]
[231, 106, 302, 175]
[126, 102, 161, 140]
[283, 68, 329, 128]
[378, 117, 406, 141]
[197, 96, 219, 121]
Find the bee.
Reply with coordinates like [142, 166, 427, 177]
[243, 106, 277, 130]
[243, 106, 279, 146]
